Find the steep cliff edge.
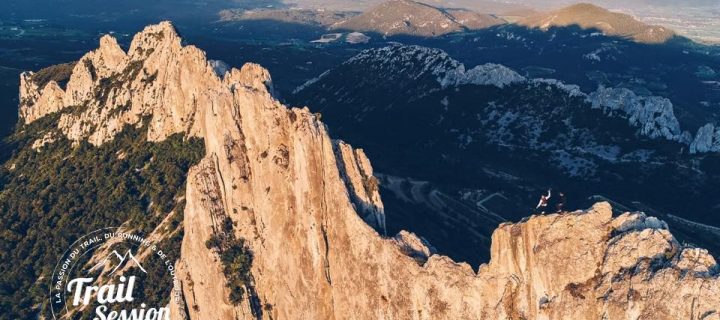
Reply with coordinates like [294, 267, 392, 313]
[20, 22, 720, 319]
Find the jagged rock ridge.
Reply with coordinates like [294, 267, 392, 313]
[299, 45, 525, 98]
[218, 8, 359, 26]
[297, 44, 719, 153]
[20, 22, 208, 145]
[20, 22, 720, 319]
[588, 85, 689, 143]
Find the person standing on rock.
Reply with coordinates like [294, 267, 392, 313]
[556, 192, 566, 213]
[535, 188, 551, 214]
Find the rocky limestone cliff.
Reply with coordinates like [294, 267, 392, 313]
[587, 85, 691, 143]
[20, 22, 720, 319]
[691, 123, 720, 153]
[20, 22, 210, 145]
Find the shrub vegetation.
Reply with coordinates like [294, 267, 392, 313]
[0, 115, 204, 319]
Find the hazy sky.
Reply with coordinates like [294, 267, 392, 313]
[1, 0, 285, 20]
[285, 0, 720, 12]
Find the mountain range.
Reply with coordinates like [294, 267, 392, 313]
[219, 1, 690, 43]
[291, 44, 720, 262]
[5, 21, 720, 319]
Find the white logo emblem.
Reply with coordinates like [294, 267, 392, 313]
[50, 228, 181, 319]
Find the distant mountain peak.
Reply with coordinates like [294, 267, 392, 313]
[330, 0, 504, 37]
[519, 3, 675, 43]
[564, 2, 607, 12]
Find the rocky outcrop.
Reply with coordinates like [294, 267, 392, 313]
[587, 85, 690, 143]
[334, 141, 386, 234]
[690, 123, 720, 153]
[452, 63, 526, 88]
[483, 205, 719, 319]
[531, 78, 585, 97]
[20, 22, 210, 145]
[171, 157, 249, 319]
[21, 22, 720, 319]
[19, 72, 66, 123]
[334, 45, 525, 90]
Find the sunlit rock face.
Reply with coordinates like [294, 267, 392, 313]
[21, 22, 720, 320]
[20, 21, 209, 145]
